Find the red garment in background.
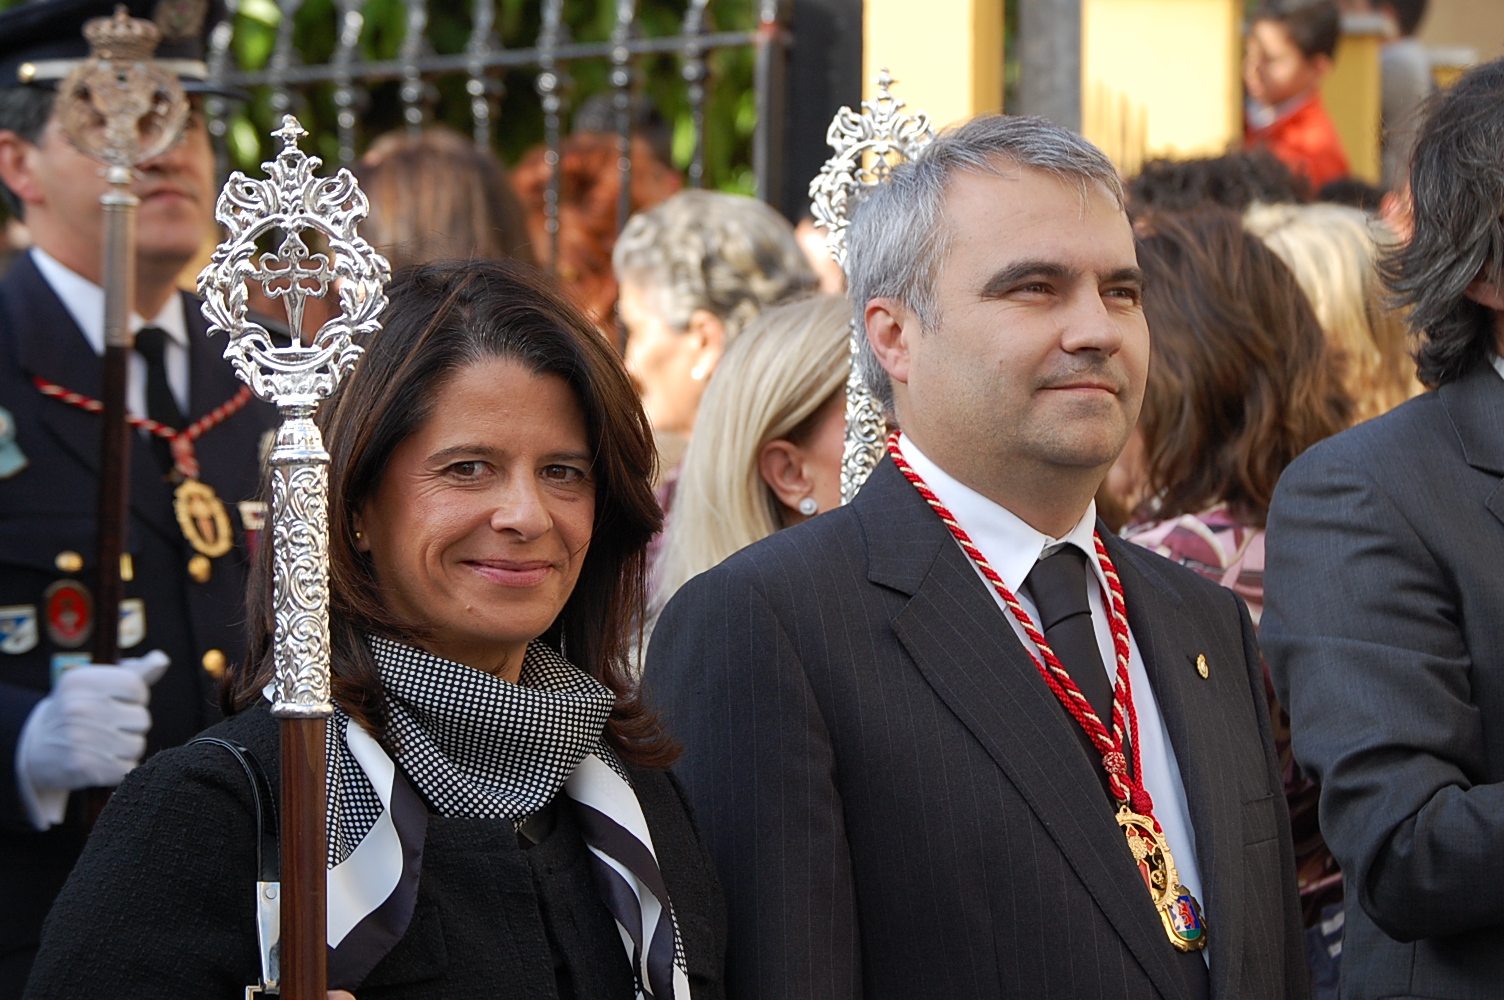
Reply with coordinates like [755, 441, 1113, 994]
[1245, 93, 1351, 191]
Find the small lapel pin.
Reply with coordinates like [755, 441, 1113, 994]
[1196, 654, 1209, 679]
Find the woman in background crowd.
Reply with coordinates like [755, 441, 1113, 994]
[1245, 200, 1421, 423]
[26, 260, 726, 1000]
[355, 127, 535, 270]
[612, 190, 817, 483]
[650, 294, 847, 621]
[1107, 209, 1350, 996]
[511, 131, 683, 328]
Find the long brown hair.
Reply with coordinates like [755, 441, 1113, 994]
[229, 258, 676, 767]
[1134, 209, 1351, 527]
[354, 127, 536, 270]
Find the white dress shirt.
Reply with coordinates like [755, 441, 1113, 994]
[31, 247, 190, 419]
[898, 433, 1207, 934]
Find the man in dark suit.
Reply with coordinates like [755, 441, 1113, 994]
[648, 114, 1307, 999]
[0, 0, 276, 992]
[1263, 58, 1504, 999]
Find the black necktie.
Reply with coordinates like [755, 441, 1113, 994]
[1023, 546, 1114, 722]
[1023, 546, 1118, 799]
[134, 325, 184, 476]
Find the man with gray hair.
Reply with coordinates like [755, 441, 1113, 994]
[647, 113, 1306, 1000]
[1264, 57, 1504, 998]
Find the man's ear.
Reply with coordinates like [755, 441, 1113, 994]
[865, 297, 914, 387]
[1310, 53, 1334, 80]
[1465, 271, 1504, 312]
[0, 130, 43, 211]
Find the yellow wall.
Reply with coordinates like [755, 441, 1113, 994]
[1081, 0, 1241, 174]
[1419, 0, 1504, 62]
[1320, 17, 1384, 185]
[863, 0, 1005, 127]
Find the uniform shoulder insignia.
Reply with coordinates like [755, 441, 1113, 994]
[0, 406, 27, 479]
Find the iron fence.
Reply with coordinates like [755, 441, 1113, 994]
[202, 0, 789, 262]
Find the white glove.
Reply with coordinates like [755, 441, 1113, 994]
[15, 650, 171, 830]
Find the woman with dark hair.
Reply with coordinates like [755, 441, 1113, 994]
[25, 259, 726, 1000]
[1105, 208, 1350, 990]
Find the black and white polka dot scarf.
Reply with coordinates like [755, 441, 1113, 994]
[319, 637, 689, 999]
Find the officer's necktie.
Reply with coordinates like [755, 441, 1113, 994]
[1022, 545, 1118, 797]
[134, 325, 185, 476]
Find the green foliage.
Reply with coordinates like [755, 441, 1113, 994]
[216, 0, 760, 189]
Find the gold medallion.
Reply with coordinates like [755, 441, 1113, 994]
[1117, 805, 1207, 952]
[188, 554, 212, 584]
[174, 479, 234, 559]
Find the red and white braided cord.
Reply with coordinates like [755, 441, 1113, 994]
[887, 431, 1160, 826]
[32, 375, 252, 480]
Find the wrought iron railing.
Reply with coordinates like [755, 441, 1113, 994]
[202, 0, 787, 261]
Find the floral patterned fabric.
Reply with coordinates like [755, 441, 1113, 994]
[1126, 508, 1341, 927]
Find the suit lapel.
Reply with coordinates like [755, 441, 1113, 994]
[5, 255, 180, 543]
[1107, 534, 1242, 997]
[856, 460, 1188, 1000]
[1438, 363, 1504, 530]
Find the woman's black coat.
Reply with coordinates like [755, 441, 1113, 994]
[22, 704, 726, 1000]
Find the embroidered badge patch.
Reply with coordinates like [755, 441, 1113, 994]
[0, 406, 27, 479]
[119, 599, 146, 649]
[0, 604, 38, 654]
[43, 580, 93, 649]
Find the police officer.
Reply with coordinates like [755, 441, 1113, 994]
[0, 0, 275, 992]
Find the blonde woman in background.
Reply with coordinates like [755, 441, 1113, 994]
[1245, 201, 1421, 423]
[651, 294, 848, 620]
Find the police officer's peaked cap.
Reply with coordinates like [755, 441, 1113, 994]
[0, 0, 240, 96]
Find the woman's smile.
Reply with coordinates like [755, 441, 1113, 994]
[464, 557, 555, 588]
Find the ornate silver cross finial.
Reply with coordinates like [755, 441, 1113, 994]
[198, 114, 390, 718]
[57, 6, 190, 177]
[807, 69, 935, 502]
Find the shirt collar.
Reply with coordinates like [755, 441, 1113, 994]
[1491, 352, 1504, 385]
[897, 432, 1107, 597]
[29, 247, 189, 356]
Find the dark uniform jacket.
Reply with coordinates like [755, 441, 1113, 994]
[1264, 362, 1504, 999]
[647, 457, 1309, 1000]
[0, 252, 276, 994]
[24, 704, 728, 1000]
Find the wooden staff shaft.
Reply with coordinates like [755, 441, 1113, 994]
[281, 716, 328, 999]
[90, 185, 138, 666]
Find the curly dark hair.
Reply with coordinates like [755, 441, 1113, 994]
[230, 258, 677, 767]
[1127, 151, 1307, 217]
[1135, 209, 1351, 526]
[1381, 57, 1504, 388]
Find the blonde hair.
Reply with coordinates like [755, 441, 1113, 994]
[1244, 202, 1422, 424]
[652, 294, 849, 613]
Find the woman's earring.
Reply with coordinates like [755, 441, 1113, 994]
[798, 497, 819, 516]
[354, 530, 363, 540]
[690, 362, 710, 381]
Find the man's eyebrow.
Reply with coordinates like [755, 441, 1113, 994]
[979, 260, 1077, 297]
[1102, 266, 1147, 289]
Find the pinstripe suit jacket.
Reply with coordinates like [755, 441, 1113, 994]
[646, 457, 1308, 1000]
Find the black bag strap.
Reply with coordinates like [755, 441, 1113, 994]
[190, 737, 280, 885]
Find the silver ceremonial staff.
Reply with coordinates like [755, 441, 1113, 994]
[808, 69, 933, 504]
[198, 116, 390, 1000]
[56, 7, 189, 667]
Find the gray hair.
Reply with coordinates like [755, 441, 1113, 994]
[845, 114, 1125, 411]
[1380, 56, 1504, 388]
[612, 189, 818, 341]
